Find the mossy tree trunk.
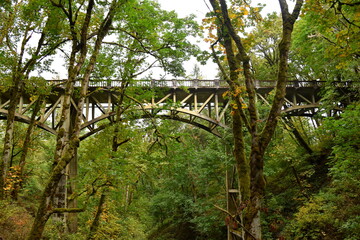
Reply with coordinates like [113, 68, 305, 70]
[0, 24, 59, 199]
[208, 0, 303, 239]
[27, 1, 119, 239]
[0, 76, 22, 199]
[87, 193, 107, 240]
[11, 96, 44, 200]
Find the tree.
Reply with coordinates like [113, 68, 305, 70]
[281, 103, 360, 239]
[249, 13, 282, 80]
[206, 0, 303, 238]
[24, 0, 203, 238]
[0, 0, 66, 199]
[27, 0, 121, 238]
[290, 0, 359, 82]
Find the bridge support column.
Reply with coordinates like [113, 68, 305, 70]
[66, 105, 79, 233]
[66, 150, 78, 233]
[53, 103, 79, 233]
[226, 167, 243, 240]
[215, 93, 219, 120]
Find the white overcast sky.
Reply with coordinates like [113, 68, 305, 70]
[156, 0, 292, 79]
[157, 0, 285, 18]
[46, 0, 292, 79]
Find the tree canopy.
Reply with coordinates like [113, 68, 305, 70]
[0, 0, 359, 239]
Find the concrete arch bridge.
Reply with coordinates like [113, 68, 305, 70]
[0, 79, 353, 139]
[0, 78, 355, 237]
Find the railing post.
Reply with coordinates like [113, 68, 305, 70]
[255, 79, 260, 88]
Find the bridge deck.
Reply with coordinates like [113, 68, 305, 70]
[0, 79, 356, 138]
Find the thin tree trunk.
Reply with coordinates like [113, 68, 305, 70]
[284, 117, 313, 154]
[0, 79, 23, 199]
[12, 96, 44, 200]
[27, 1, 118, 238]
[208, 0, 303, 239]
[1, 20, 52, 199]
[87, 193, 107, 240]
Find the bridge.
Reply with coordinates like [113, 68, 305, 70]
[0, 78, 355, 236]
[0, 79, 353, 138]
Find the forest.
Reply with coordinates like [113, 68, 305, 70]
[0, 0, 359, 239]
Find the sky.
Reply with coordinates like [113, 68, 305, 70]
[46, 0, 291, 79]
[156, 0, 290, 79]
[157, 0, 283, 18]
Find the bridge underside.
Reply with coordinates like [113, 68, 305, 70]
[0, 82, 347, 139]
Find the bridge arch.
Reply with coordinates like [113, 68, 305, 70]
[0, 79, 353, 139]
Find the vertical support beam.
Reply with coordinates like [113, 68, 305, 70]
[53, 98, 71, 228]
[61, 103, 78, 233]
[226, 167, 242, 240]
[215, 93, 219, 120]
[54, 173, 67, 222]
[208, 101, 212, 119]
[107, 93, 111, 113]
[52, 106, 55, 129]
[312, 92, 316, 104]
[85, 97, 89, 121]
[194, 92, 198, 112]
[18, 96, 23, 113]
[92, 102, 95, 129]
[173, 90, 176, 103]
[172, 90, 177, 116]
[66, 148, 78, 233]
[293, 92, 297, 105]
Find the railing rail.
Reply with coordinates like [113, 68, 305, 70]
[46, 79, 355, 88]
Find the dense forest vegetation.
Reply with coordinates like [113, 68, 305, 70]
[0, 0, 359, 239]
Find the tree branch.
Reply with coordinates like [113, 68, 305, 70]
[214, 205, 258, 240]
[50, 208, 85, 214]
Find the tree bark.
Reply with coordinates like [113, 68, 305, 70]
[87, 193, 107, 240]
[27, 1, 118, 238]
[11, 96, 44, 200]
[0, 80, 22, 199]
[208, 0, 303, 239]
[1, 13, 61, 198]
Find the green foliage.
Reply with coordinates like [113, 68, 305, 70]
[92, 0, 203, 79]
[291, 0, 359, 83]
[250, 13, 282, 80]
[276, 104, 360, 239]
[284, 194, 341, 239]
[0, 200, 33, 239]
[144, 123, 229, 239]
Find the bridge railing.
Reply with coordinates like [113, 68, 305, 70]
[125, 79, 230, 88]
[46, 79, 354, 88]
[47, 79, 230, 88]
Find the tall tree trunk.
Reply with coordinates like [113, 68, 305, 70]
[87, 193, 107, 240]
[11, 96, 44, 200]
[208, 0, 303, 238]
[0, 77, 23, 199]
[1, 20, 52, 199]
[27, 1, 118, 238]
